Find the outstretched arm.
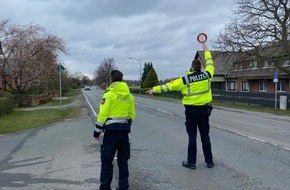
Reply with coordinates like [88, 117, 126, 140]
[202, 43, 208, 51]
[146, 89, 154, 94]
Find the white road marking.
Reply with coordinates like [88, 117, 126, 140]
[138, 104, 174, 115]
[155, 109, 174, 115]
[82, 90, 98, 117]
[227, 131, 290, 151]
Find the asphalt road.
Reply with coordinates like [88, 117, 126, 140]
[1, 88, 290, 190]
[127, 94, 290, 190]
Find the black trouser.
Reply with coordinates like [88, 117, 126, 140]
[185, 105, 213, 164]
[99, 131, 130, 190]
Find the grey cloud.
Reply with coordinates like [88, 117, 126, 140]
[48, 0, 161, 23]
[1, 0, 236, 80]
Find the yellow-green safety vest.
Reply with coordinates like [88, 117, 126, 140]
[96, 81, 135, 127]
[152, 50, 214, 106]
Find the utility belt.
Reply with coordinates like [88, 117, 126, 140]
[105, 118, 128, 125]
[184, 104, 207, 108]
[103, 118, 131, 132]
[184, 103, 213, 116]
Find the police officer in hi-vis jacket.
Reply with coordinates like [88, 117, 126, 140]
[94, 70, 136, 190]
[146, 43, 215, 169]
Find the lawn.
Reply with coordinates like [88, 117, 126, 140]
[0, 88, 82, 135]
[0, 108, 80, 134]
[212, 101, 290, 116]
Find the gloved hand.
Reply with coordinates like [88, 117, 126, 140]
[128, 119, 132, 127]
[93, 131, 100, 138]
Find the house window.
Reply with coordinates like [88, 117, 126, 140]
[242, 81, 248, 91]
[264, 60, 269, 68]
[259, 80, 267, 91]
[252, 60, 257, 68]
[277, 80, 286, 92]
[283, 60, 290, 67]
[227, 81, 236, 91]
[234, 64, 239, 70]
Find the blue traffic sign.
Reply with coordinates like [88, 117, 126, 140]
[273, 72, 278, 79]
[273, 72, 278, 83]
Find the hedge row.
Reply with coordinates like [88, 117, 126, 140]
[0, 91, 15, 116]
[13, 92, 57, 107]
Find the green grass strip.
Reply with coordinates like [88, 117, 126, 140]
[0, 108, 81, 135]
[213, 101, 290, 116]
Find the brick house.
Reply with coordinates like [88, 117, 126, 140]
[0, 57, 16, 91]
[195, 50, 290, 94]
[225, 59, 290, 94]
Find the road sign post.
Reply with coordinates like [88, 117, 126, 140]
[57, 64, 65, 110]
[273, 72, 278, 110]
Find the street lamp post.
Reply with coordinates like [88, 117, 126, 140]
[128, 57, 142, 94]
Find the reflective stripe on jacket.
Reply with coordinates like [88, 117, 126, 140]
[152, 50, 214, 105]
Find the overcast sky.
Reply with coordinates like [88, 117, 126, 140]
[1, 0, 236, 80]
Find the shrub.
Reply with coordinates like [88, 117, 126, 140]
[0, 91, 15, 116]
[39, 96, 52, 104]
[14, 94, 32, 107]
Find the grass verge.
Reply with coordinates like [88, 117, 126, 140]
[212, 101, 290, 116]
[0, 108, 81, 135]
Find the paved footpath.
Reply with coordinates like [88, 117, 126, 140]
[0, 100, 106, 190]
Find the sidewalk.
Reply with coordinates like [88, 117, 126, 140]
[0, 96, 91, 163]
[0, 95, 109, 189]
[0, 94, 118, 190]
[0, 94, 92, 162]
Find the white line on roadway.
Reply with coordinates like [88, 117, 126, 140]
[155, 109, 174, 115]
[82, 90, 98, 117]
[138, 103, 174, 115]
[228, 131, 290, 151]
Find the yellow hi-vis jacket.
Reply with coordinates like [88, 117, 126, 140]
[96, 81, 135, 130]
[152, 50, 214, 106]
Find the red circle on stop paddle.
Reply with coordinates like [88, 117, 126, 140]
[197, 33, 207, 43]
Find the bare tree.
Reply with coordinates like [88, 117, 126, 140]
[0, 20, 67, 94]
[81, 75, 92, 86]
[93, 57, 117, 89]
[215, 0, 290, 75]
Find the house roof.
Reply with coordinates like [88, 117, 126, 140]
[193, 43, 290, 80]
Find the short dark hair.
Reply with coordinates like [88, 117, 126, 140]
[110, 70, 123, 82]
[191, 59, 201, 71]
